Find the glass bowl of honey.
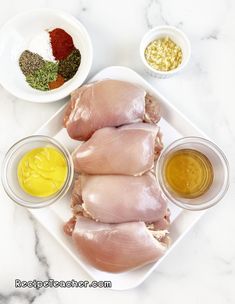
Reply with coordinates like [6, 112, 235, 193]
[157, 137, 229, 210]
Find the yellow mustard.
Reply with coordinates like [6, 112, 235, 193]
[17, 147, 68, 197]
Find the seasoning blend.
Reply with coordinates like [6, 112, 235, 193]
[18, 28, 81, 91]
[17, 146, 68, 197]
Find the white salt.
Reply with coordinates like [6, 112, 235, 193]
[28, 30, 56, 62]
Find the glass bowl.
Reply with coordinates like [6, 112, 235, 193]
[1, 135, 74, 208]
[157, 137, 229, 211]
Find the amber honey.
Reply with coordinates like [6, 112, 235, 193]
[163, 149, 214, 198]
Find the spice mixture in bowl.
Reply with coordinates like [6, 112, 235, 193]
[0, 9, 92, 102]
[19, 28, 82, 91]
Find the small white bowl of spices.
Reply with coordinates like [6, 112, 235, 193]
[140, 26, 191, 78]
[0, 9, 92, 102]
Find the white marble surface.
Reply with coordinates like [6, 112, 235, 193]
[0, 0, 234, 303]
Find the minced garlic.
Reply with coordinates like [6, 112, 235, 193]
[144, 37, 182, 71]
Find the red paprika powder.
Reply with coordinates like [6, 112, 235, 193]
[49, 28, 75, 60]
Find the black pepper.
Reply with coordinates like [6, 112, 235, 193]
[19, 50, 45, 76]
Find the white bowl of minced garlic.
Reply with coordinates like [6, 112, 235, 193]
[140, 26, 191, 78]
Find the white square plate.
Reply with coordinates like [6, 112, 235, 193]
[30, 66, 207, 290]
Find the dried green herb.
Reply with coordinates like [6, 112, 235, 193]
[26, 61, 58, 91]
[58, 49, 81, 80]
[19, 50, 44, 76]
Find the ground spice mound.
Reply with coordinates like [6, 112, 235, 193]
[49, 28, 75, 60]
[58, 49, 81, 80]
[19, 50, 44, 76]
[49, 74, 65, 89]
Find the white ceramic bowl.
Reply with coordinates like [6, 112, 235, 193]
[0, 9, 93, 102]
[140, 26, 191, 78]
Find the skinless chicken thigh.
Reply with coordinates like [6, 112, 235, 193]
[64, 79, 161, 141]
[73, 123, 163, 176]
[64, 216, 169, 273]
[70, 173, 167, 224]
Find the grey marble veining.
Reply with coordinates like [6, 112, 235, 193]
[0, 0, 234, 303]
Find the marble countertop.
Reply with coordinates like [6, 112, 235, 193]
[0, 0, 234, 303]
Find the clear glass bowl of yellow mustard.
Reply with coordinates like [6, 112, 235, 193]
[2, 135, 74, 208]
[157, 137, 229, 211]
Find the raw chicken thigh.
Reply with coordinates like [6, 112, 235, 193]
[64, 79, 161, 141]
[70, 173, 167, 223]
[68, 216, 169, 273]
[73, 123, 163, 175]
